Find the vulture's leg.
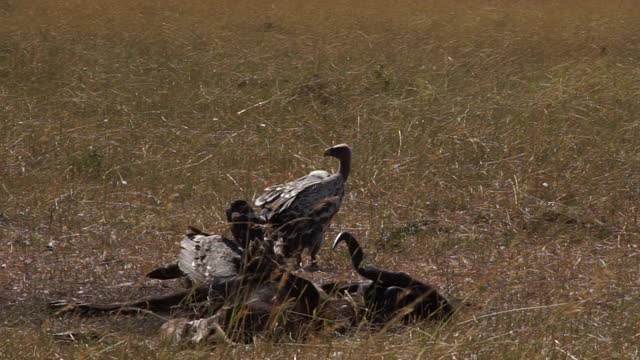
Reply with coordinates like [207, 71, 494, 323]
[281, 242, 303, 269]
[298, 228, 323, 271]
[289, 239, 304, 268]
[295, 251, 304, 269]
[49, 285, 210, 316]
[305, 232, 324, 271]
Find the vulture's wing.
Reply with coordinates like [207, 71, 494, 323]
[177, 232, 243, 285]
[254, 171, 331, 218]
[146, 263, 185, 280]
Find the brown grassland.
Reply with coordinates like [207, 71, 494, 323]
[1, 0, 640, 358]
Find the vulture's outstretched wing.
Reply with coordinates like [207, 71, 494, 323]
[147, 227, 243, 285]
[148, 200, 264, 283]
[177, 230, 243, 285]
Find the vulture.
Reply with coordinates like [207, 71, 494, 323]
[332, 231, 453, 323]
[224, 199, 264, 249]
[146, 200, 263, 286]
[255, 143, 351, 269]
[145, 227, 242, 286]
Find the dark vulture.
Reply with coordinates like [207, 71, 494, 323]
[224, 199, 264, 249]
[332, 231, 453, 323]
[255, 143, 351, 269]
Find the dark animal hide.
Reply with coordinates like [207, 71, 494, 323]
[332, 231, 453, 324]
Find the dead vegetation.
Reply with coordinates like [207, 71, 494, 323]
[1, 0, 640, 358]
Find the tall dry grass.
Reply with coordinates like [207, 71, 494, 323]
[1, 0, 640, 358]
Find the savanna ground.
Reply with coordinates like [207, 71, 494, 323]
[1, 0, 640, 358]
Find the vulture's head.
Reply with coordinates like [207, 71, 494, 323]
[324, 143, 351, 162]
[225, 200, 253, 222]
[225, 199, 264, 247]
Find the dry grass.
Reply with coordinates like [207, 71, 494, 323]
[1, 0, 640, 358]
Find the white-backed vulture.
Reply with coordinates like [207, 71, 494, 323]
[255, 144, 351, 269]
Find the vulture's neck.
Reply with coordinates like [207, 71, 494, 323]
[338, 155, 351, 181]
